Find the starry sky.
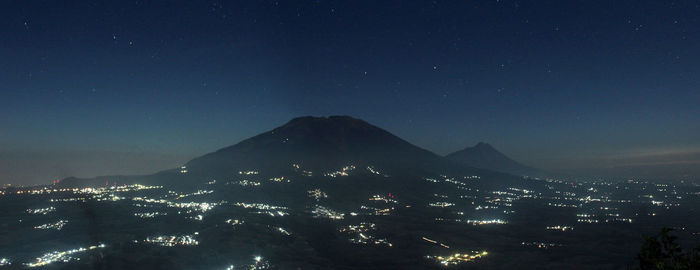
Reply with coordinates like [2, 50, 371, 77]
[1, 1, 699, 185]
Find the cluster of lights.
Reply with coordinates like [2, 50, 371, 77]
[235, 180, 261, 187]
[256, 211, 288, 217]
[521, 242, 562, 249]
[268, 176, 290, 183]
[352, 235, 392, 246]
[424, 178, 440, 183]
[547, 202, 579, 208]
[170, 190, 214, 199]
[425, 251, 488, 266]
[50, 197, 86, 202]
[428, 202, 454, 208]
[26, 207, 56, 215]
[225, 256, 271, 270]
[422, 237, 451, 248]
[339, 223, 392, 247]
[25, 244, 105, 268]
[134, 212, 167, 218]
[180, 166, 188, 174]
[132, 197, 168, 205]
[171, 201, 218, 213]
[144, 234, 199, 247]
[14, 184, 161, 196]
[31, 184, 161, 203]
[94, 194, 124, 202]
[339, 222, 376, 233]
[366, 166, 388, 176]
[359, 205, 394, 216]
[133, 197, 221, 220]
[311, 205, 344, 220]
[225, 219, 244, 226]
[546, 225, 574, 232]
[307, 189, 328, 201]
[272, 226, 291, 235]
[444, 178, 468, 186]
[369, 194, 397, 204]
[607, 218, 633, 223]
[324, 165, 356, 177]
[577, 218, 600, 223]
[7, 163, 698, 269]
[575, 210, 631, 223]
[0, 258, 10, 266]
[238, 170, 259, 175]
[234, 202, 286, 210]
[34, 220, 68, 230]
[463, 219, 506, 225]
[234, 202, 288, 217]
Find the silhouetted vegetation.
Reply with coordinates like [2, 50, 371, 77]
[637, 228, 700, 270]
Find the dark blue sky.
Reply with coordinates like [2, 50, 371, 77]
[1, 1, 699, 184]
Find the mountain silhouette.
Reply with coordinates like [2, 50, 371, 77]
[445, 142, 543, 177]
[60, 116, 521, 187]
[184, 116, 446, 176]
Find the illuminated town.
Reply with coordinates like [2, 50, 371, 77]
[24, 244, 106, 268]
[143, 234, 199, 247]
[425, 251, 489, 266]
[33, 220, 68, 230]
[0, 166, 698, 269]
[339, 223, 392, 246]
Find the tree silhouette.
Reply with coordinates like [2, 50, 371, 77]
[637, 227, 700, 270]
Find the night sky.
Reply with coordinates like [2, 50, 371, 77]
[1, 1, 699, 185]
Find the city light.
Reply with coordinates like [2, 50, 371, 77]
[426, 251, 488, 266]
[34, 220, 68, 230]
[25, 244, 106, 268]
[144, 235, 199, 247]
[312, 205, 344, 220]
[26, 207, 56, 215]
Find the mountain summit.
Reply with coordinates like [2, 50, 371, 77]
[445, 142, 542, 177]
[184, 116, 444, 176]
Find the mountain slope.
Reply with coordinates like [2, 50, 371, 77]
[445, 142, 543, 177]
[184, 116, 447, 176]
